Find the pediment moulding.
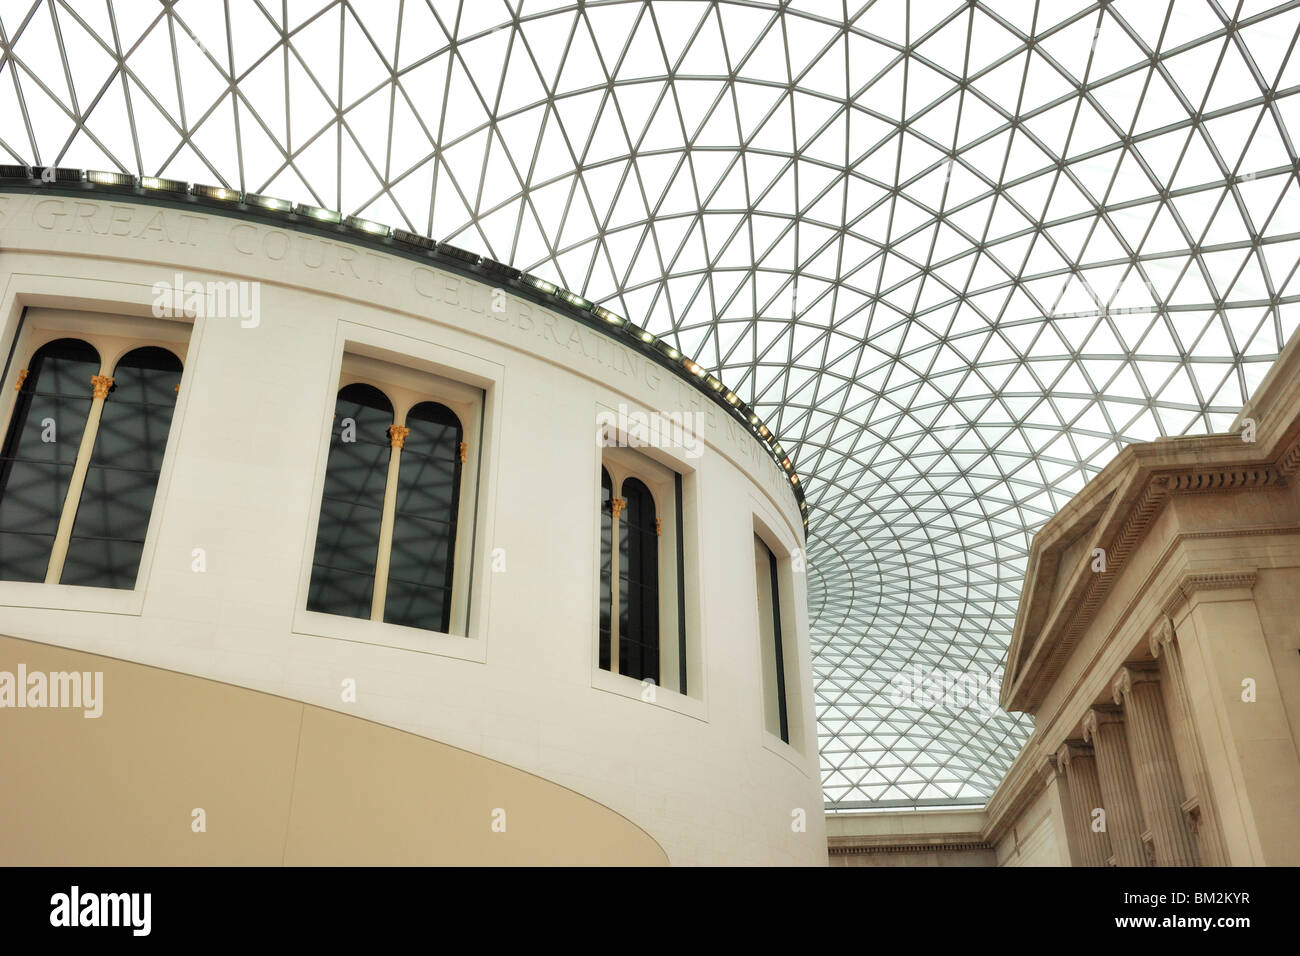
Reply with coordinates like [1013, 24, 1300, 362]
[1001, 348, 1300, 713]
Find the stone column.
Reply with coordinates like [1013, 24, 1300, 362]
[1149, 618, 1227, 866]
[1056, 740, 1111, 867]
[1083, 708, 1147, 866]
[1112, 664, 1198, 865]
[45, 373, 114, 583]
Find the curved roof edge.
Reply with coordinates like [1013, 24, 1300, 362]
[0, 165, 806, 529]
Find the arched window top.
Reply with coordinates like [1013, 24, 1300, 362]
[621, 477, 656, 524]
[407, 400, 461, 431]
[337, 382, 394, 415]
[111, 345, 183, 375]
[23, 338, 100, 389]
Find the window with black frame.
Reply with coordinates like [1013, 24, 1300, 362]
[0, 337, 182, 589]
[307, 383, 465, 634]
[597, 450, 688, 693]
[755, 534, 789, 744]
[619, 477, 660, 684]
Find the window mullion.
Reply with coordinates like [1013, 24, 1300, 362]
[370, 423, 407, 621]
[610, 494, 625, 674]
[44, 372, 112, 584]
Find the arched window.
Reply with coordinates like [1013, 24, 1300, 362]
[307, 384, 394, 620]
[598, 467, 613, 670]
[0, 339, 100, 582]
[307, 386, 466, 634]
[61, 347, 183, 588]
[384, 401, 463, 632]
[619, 477, 659, 684]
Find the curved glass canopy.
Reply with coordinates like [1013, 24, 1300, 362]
[3, 0, 1298, 808]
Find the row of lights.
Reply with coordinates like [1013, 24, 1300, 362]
[0, 164, 807, 525]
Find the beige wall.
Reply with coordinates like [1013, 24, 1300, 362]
[0, 194, 826, 865]
[995, 784, 1067, 867]
[0, 634, 667, 865]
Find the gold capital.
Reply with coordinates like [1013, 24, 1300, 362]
[459, 441, 468, 463]
[90, 375, 114, 399]
[655, 517, 662, 537]
[14, 369, 28, 391]
[388, 425, 410, 449]
[611, 496, 626, 520]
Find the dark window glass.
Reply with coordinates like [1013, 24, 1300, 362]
[384, 401, 462, 632]
[619, 477, 659, 683]
[598, 468, 612, 670]
[759, 536, 790, 743]
[0, 339, 99, 582]
[62, 347, 183, 588]
[307, 384, 393, 620]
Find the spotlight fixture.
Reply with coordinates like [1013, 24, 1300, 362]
[246, 193, 293, 212]
[344, 215, 390, 237]
[393, 229, 436, 251]
[140, 175, 188, 193]
[593, 306, 625, 326]
[479, 257, 521, 281]
[86, 169, 135, 187]
[525, 275, 557, 295]
[0, 165, 31, 180]
[296, 203, 341, 224]
[560, 290, 591, 310]
[438, 243, 481, 266]
[190, 184, 240, 203]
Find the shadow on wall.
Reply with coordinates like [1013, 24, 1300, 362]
[0, 634, 667, 866]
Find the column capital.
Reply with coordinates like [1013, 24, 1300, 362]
[388, 425, 410, 449]
[1082, 707, 1123, 744]
[1055, 739, 1093, 772]
[90, 374, 114, 399]
[1112, 662, 1160, 706]
[1036, 754, 1060, 785]
[611, 496, 626, 520]
[1148, 615, 1176, 659]
[14, 368, 28, 391]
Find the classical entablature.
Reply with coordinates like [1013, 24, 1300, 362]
[970, 322, 1300, 867]
[1002, 328, 1300, 714]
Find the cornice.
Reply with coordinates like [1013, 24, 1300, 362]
[1160, 568, 1258, 619]
[0, 175, 810, 525]
[1002, 431, 1300, 713]
[827, 834, 993, 855]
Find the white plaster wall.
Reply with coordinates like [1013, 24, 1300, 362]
[0, 192, 826, 865]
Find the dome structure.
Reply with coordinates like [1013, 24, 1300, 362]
[3, 0, 1298, 808]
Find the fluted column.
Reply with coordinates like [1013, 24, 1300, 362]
[1150, 617, 1228, 865]
[1113, 664, 1198, 865]
[1056, 740, 1111, 867]
[1083, 708, 1147, 866]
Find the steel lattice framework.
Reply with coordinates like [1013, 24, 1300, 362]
[3, 0, 1299, 808]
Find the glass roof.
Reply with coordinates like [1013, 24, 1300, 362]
[3, 0, 1298, 808]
